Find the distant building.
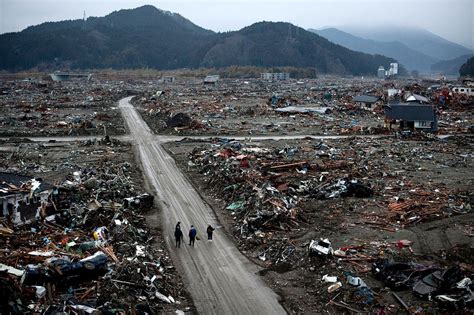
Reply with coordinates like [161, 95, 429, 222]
[451, 86, 474, 96]
[384, 103, 438, 132]
[161, 76, 175, 83]
[378, 66, 385, 79]
[461, 77, 474, 87]
[50, 73, 92, 82]
[353, 95, 379, 110]
[380, 63, 399, 78]
[389, 63, 398, 75]
[204, 75, 219, 84]
[261, 73, 290, 81]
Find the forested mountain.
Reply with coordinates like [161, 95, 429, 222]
[0, 5, 214, 70]
[0, 5, 395, 75]
[202, 22, 397, 75]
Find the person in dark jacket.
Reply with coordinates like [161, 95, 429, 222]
[207, 225, 215, 242]
[174, 222, 183, 248]
[189, 225, 197, 246]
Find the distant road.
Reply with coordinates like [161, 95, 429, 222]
[1, 130, 395, 143]
[118, 97, 286, 314]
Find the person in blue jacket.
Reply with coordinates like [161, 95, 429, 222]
[189, 225, 197, 246]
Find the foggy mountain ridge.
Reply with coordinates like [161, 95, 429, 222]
[431, 54, 474, 75]
[309, 28, 438, 73]
[339, 25, 473, 61]
[0, 5, 397, 75]
[310, 27, 473, 74]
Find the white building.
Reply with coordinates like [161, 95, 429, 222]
[204, 75, 219, 84]
[452, 86, 474, 96]
[161, 76, 175, 83]
[261, 73, 290, 81]
[388, 63, 398, 76]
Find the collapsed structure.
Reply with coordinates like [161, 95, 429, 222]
[0, 173, 53, 225]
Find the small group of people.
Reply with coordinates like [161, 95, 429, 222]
[174, 222, 215, 248]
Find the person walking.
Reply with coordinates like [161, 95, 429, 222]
[189, 225, 197, 246]
[207, 225, 215, 242]
[174, 222, 183, 248]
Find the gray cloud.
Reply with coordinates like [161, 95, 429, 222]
[1, 0, 472, 48]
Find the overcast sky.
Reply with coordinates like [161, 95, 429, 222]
[1, 0, 473, 48]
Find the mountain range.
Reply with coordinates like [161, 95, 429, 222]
[431, 54, 474, 75]
[343, 26, 472, 61]
[310, 26, 473, 74]
[0, 5, 396, 75]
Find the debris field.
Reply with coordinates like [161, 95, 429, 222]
[0, 137, 194, 314]
[1, 73, 473, 314]
[0, 79, 130, 137]
[165, 134, 473, 313]
[133, 77, 473, 136]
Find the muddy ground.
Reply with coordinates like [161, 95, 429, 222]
[0, 138, 195, 313]
[164, 135, 473, 313]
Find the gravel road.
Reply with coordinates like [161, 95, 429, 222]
[119, 96, 286, 314]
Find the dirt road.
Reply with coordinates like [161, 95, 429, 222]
[118, 97, 286, 314]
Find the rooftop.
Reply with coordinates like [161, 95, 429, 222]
[384, 103, 436, 121]
[353, 95, 379, 103]
[405, 93, 429, 104]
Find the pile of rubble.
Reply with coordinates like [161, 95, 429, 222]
[302, 239, 474, 312]
[187, 138, 374, 245]
[169, 135, 472, 313]
[0, 139, 192, 314]
[186, 136, 471, 244]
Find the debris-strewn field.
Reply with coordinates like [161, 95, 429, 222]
[0, 79, 129, 137]
[133, 77, 474, 136]
[1, 73, 473, 314]
[165, 134, 473, 313]
[0, 138, 194, 314]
